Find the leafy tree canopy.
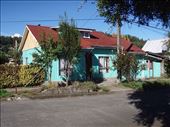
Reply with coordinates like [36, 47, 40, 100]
[122, 34, 146, 48]
[97, 0, 170, 28]
[58, 15, 80, 85]
[0, 36, 22, 64]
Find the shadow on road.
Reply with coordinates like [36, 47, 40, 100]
[128, 81, 170, 127]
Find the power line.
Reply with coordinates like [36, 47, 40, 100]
[1, 18, 169, 32]
[1, 18, 104, 23]
[131, 21, 169, 33]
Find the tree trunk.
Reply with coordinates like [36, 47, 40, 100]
[65, 61, 69, 87]
[116, 17, 121, 54]
[116, 15, 122, 81]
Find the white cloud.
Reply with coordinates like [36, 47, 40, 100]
[11, 33, 22, 38]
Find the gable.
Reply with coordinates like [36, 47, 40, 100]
[22, 31, 39, 51]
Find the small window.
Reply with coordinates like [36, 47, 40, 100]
[59, 59, 73, 76]
[147, 60, 153, 70]
[99, 56, 109, 73]
[59, 59, 65, 76]
[81, 32, 90, 38]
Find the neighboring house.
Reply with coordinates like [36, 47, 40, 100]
[19, 25, 162, 81]
[142, 38, 168, 54]
[142, 38, 169, 75]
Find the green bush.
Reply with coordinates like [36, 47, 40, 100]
[19, 65, 45, 87]
[0, 64, 45, 88]
[0, 89, 11, 97]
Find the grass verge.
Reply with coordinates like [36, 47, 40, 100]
[121, 79, 170, 90]
[0, 89, 12, 97]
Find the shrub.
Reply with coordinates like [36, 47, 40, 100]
[0, 64, 19, 88]
[19, 65, 45, 87]
[113, 51, 142, 82]
[0, 64, 45, 88]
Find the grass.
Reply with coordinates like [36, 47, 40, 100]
[121, 78, 170, 90]
[0, 89, 12, 97]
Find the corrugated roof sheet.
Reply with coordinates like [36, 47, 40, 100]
[142, 38, 168, 53]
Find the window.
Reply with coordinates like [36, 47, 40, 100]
[59, 59, 65, 76]
[99, 56, 109, 73]
[59, 59, 73, 76]
[146, 60, 153, 70]
[81, 32, 90, 38]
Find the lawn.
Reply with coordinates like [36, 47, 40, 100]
[121, 78, 170, 90]
[0, 89, 12, 97]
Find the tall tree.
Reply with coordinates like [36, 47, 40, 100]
[33, 35, 61, 83]
[97, 0, 170, 80]
[97, 0, 170, 28]
[97, 0, 170, 52]
[97, 0, 132, 53]
[58, 17, 80, 86]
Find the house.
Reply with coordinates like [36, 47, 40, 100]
[142, 38, 169, 54]
[19, 25, 162, 82]
[142, 38, 169, 75]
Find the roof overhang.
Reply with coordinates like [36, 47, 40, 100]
[91, 45, 117, 49]
[18, 27, 29, 51]
[145, 52, 164, 61]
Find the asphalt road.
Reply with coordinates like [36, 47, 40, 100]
[1, 90, 167, 127]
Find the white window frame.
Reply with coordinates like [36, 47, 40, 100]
[99, 56, 109, 73]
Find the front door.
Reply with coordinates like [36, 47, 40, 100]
[85, 52, 92, 80]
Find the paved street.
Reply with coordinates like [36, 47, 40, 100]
[1, 90, 169, 127]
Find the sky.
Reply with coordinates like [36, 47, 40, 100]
[1, 0, 169, 40]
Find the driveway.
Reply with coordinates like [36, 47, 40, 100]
[1, 90, 169, 127]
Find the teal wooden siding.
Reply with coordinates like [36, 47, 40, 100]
[91, 49, 117, 79]
[153, 62, 161, 77]
[22, 48, 40, 65]
[22, 48, 161, 81]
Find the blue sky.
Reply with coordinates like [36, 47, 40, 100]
[1, 0, 169, 40]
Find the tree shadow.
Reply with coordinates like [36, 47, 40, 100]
[128, 81, 170, 127]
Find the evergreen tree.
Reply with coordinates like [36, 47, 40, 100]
[58, 17, 80, 86]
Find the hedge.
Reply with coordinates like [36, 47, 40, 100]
[19, 65, 45, 87]
[0, 65, 19, 88]
[0, 64, 45, 88]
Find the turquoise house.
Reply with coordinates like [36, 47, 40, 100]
[19, 25, 162, 82]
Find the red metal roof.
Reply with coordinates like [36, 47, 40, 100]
[27, 25, 58, 42]
[27, 25, 144, 53]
